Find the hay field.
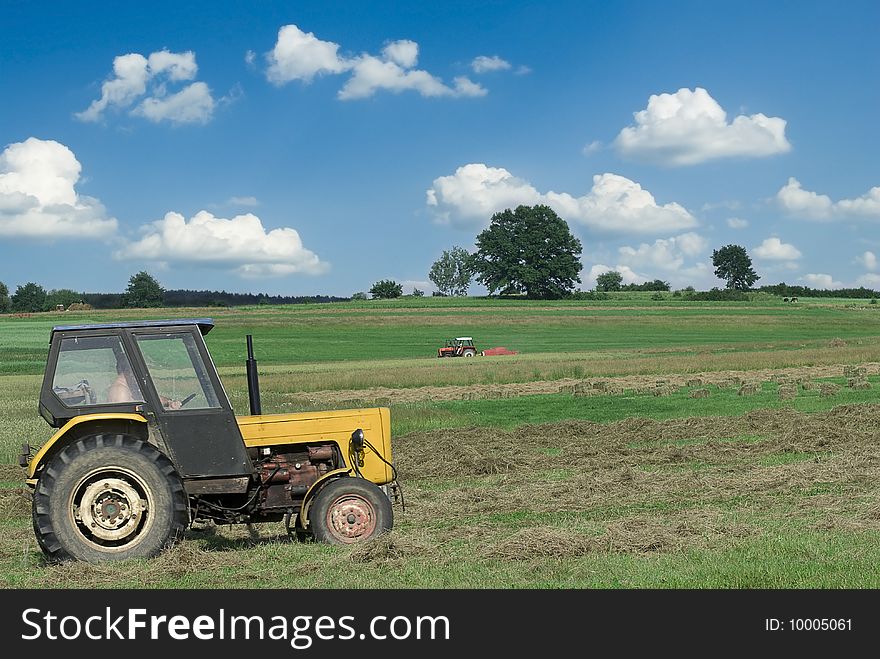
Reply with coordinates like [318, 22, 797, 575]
[2, 296, 880, 587]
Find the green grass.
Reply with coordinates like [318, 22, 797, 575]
[2, 297, 880, 588]
[390, 378, 880, 435]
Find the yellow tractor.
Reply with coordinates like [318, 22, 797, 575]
[20, 319, 399, 562]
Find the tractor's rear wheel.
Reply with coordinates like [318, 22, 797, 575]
[309, 478, 392, 545]
[32, 434, 189, 562]
[463, 349, 476, 357]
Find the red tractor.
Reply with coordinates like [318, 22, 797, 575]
[437, 337, 478, 358]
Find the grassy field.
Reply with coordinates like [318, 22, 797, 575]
[1, 295, 880, 588]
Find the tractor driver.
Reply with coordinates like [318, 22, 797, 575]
[107, 354, 181, 409]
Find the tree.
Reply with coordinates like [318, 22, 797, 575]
[0, 281, 10, 313]
[411, 288, 425, 297]
[122, 271, 165, 308]
[472, 205, 582, 299]
[712, 244, 759, 291]
[595, 270, 623, 292]
[351, 292, 368, 301]
[11, 282, 47, 312]
[46, 289, 83, 310]
[369, 280, 403, 299]
[429, 246, 474, 296]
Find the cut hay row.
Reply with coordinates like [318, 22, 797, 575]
[281, 362, 880, 406]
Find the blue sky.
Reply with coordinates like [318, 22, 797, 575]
[1, 0, 879, 296]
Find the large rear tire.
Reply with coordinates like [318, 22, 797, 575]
[309, 478, 393, 545]
[32, 434, 189, 562]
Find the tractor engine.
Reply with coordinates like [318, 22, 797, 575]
[257, 445, 338, 511]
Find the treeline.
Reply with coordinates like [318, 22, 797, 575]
[81, 289, 349, 309]
[756, 284, 879, 299]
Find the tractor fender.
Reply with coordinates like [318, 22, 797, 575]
[26, 413, 149, 482]
[298, 467, 353, 529]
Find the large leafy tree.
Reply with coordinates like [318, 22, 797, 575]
[11, 282, 47, 312]
[429, 246, 474, 296]
[472, 205, 582, 299]
[712, 244, 760, 291]
[595, 270, 623, 292]
[122, 271, 165, 308]
[369, 279, 403, 299]
[0, 281, 10, 313]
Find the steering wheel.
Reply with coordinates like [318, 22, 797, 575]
[180, 393, 198, 407]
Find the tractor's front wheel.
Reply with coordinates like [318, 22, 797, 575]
[309, 478, 392, 545]
[32, 434, 189, 562]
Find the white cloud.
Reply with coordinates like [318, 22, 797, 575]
[401, 279, 433, 295]
[586, 264, 645, 288]
[754, 237, 802, 261]
[858, 251, 877, 271]
[0, 138, 118, 239]
[133, 82, 214, 125]
[614, 87, 791, 165]
[265, 24, 485, 100]
[582, 141, 603, 155]
[76, 49, 214, 124]
[471, 55, 511, 73]
[266, 24, 350, 84]
[244, 50, 256, 66]
[726, 217, 749, 229]
[117, 210, 327, 277]
[777, 177, 880, 220]
[856, 273, 880, 287]
[802, 273, 841, 289]
[618, 233, 709, 272]
[427, 163, 697, 234]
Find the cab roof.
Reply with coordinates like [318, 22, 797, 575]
[51, 318, 215, 337]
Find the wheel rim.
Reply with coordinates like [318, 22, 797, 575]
[69, 467, 154, 550]
[325, 494, 377, 543]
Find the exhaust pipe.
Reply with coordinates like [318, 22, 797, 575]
[246, 334, 262, 415]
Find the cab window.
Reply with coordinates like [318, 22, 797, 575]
[52, 336, 144, 406]
[135, 333, 220, 410]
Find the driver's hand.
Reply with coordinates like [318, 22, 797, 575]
[167, 399, 182, 410]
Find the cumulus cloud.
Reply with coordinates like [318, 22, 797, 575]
[802, 273, 841, 289]
[265, 24, 485, 99]
[777, 178, 880, 220]
[618, 233, 708, 271]
[858, 251, 877, 271]
[726, 217, 749, 229]
[614, 87, 791, 166]
[856, 273, 880, 287]
[133, 81, 214, 125]
[76, 49, 214, 125]
[117, 210, 327, 277]
[753, 237, 802, 261]
[426, 163, 697, 234]
[471, 55, 511, 73]
[0, 137, 118, 239]
[266, 24, 350, 84]
[586, 264, 645, 288]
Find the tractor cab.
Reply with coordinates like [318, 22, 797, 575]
[39, 319, 253, 480]
[437, 336, 477, 357]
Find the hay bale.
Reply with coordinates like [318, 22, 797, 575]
[819, 383, 840, 397]
[851, 379, 872, 391]
[689, 388, 710, 399]
[737, 382, 761, 396]
[801, 381, 820, 391]
[828, 337, 847, 348]
[778, 385, 798, 400]
[652, 385, 675, 397]
[592, 381, 608, 391]
[686, 378, 703, 387]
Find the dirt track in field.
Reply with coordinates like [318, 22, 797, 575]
[283, 362, 880, 406]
